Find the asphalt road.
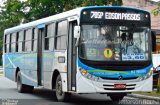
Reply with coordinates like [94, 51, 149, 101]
[0, 76, 159, 105]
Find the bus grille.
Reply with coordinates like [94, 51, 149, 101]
[101, 77, 138, 80]
[103, 84, 136, 91]
[104, 88, 135, 90]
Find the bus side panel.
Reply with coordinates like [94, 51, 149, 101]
[48, 51, 68, 91]
[4, 53, 15, 81]
[22, 53, 38, 86]
[42, 51, 55, 89]
[5, 53, 38, 87]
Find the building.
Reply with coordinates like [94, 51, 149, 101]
[123, 0, 160, 53]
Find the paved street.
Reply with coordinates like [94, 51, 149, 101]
[0, 76, 160, 105]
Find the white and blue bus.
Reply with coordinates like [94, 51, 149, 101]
[3, 6, 156, 101]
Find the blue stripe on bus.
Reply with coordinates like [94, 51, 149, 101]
[4, 52, 55, 86]
[78, 58, 153, 78]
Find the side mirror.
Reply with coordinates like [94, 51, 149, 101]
[74, 26, 80, 39]
[151, 31, 156, 52]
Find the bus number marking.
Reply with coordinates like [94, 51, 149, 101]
[91, 11, 104, 19]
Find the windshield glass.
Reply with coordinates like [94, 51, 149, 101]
[79, 25, 150, 61]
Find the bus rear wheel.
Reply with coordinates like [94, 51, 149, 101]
[108, 93, 125, 101]
[16, 71, 34, 93]
[55, 75, 70, 102]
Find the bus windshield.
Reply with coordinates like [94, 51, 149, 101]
[79, 25, 150, 61]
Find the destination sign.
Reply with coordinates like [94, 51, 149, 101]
[81, 8, 150, 26]
[90, 11, 141, 21]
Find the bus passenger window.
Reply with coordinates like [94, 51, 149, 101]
[5, 35, 10, 53]
[16, 32, 19, 52]
[45, 23, 55, 51]
[55, 20, 68, 50]
[32, 28, 37, 52]
[18, 31, 24, 52]
[25, 29, 32, 52]
[11, 33, 16, 52]
[22, 30, 26, 52]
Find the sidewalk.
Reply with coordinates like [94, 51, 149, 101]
[127, 93, 160, 101]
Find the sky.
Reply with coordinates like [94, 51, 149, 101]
[0, 0, 160, 4]
[151, 0, 160, 2]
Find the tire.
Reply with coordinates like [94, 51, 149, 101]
[16, 71, 34, 93]
[109, 93, 125, 101]
[25, 85, 34, 93]
[55, 75, 70, 102]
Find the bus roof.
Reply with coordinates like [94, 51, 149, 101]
[4, 7, 83, 34]
[81, 6, 150, 14]
[4, 6, 149, 34]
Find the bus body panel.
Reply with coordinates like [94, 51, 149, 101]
[42, 50, 68, 91]
[42, 51, 55, 89]
[76, 69, 153, 93]
[4, 50, 68, 91]
[4, 53, 38, 86]
[4, 53, 14, 80]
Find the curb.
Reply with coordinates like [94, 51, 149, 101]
[127, 93, 160, 101]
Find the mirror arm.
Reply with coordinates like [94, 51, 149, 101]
[75, 37, 80, 47]
[74, 26, 80, 47]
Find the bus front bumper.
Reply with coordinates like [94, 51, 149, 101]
[76, 74, 153, 93]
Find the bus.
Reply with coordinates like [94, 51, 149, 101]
[3, 6, 156, 101]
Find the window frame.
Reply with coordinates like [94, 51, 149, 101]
[44, 22, 55, 51]
[4, 34, 10, 53]
[31, 28, 38, 52]
[25, 28, 32, 52]
[55, 20, 68, 50]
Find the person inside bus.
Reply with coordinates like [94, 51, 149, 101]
[121, 32, 143, 54]
[127, 33, 134, 46]
[121, 33, 127, 54]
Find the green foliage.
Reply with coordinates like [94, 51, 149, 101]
[24, 0, 122, 21]
[151, 4, 160, 16]
[0, 0, 26, 65]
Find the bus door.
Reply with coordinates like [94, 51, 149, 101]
[67, 20, 77, 91]
[37, 24, 45, 86]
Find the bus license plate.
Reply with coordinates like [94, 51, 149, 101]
[114, 84, 126, 89]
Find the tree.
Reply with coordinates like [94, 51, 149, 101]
[151, 3, 160, 16]
[0, 0, 26, 65]
[24, 0, 123, 21]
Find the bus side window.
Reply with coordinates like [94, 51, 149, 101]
[25, 29, 32, 52]
[31, 28, 38, 52]
[45, 23, 55, 51]
[22, 30, 26, 52]
[16, 32, 19, 52]
[55, 20, 68, 50]
[11, 33, 16, 53]
[5, 34, 10, 53]
[18, 31, 24, 52]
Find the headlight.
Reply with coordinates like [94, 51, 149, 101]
[79, 68, 101, 81]
[138, 69, 153, 81]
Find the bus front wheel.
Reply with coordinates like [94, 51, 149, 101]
[55, 75, 70, 101]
